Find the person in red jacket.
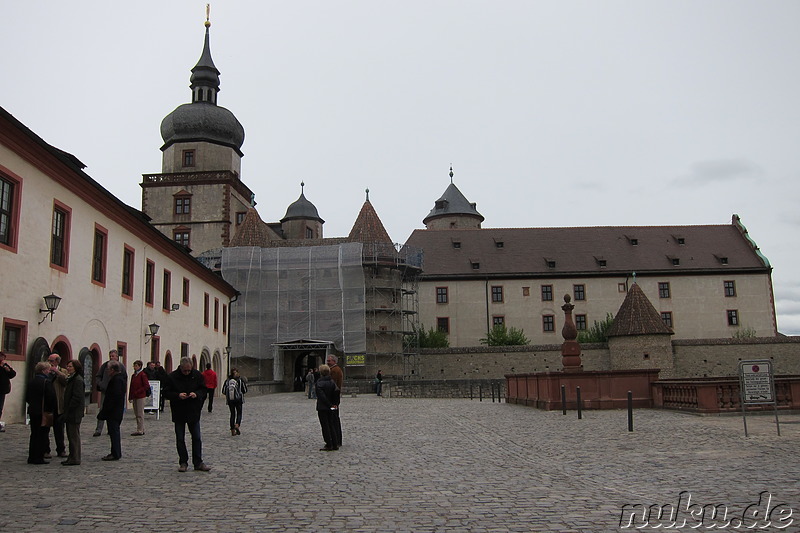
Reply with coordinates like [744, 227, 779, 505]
[128, 360, 150, 436]
[202, 363, 218, 413]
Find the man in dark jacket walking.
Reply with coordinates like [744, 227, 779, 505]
[98, 360, 125, 461]
[164, 357, 210, 472]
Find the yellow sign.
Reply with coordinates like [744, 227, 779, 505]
[346, 354, 365, 366]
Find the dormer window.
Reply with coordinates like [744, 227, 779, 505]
[452, 241, 461, 249]
[495, 241, 504, 249]
[471, 262, 480, 270]
[672, 258, 680, 266]
[720, 257, 729, 265]
[545, 259, 556, 269]
[677, 238, 685, 245]
[630, 239, 638, 246]
[435, 200, 448, 210]
[598, 260, 607, 268]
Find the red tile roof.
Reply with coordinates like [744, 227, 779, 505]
[608, 283, 673, 336]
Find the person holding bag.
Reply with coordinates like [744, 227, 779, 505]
[25, 362, 56, 464]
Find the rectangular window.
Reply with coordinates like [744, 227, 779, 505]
[50, 201, 71, 271]
[661, 312, 673, 328]
[437, 317, 449, 333]
[214, 298, 219, 330]
[492, 316, 505, 327]
[182, 150, 195, 167]
[182, 278, 190, 305]
[122, 245, 135, 298]
[541, 285, 553, 301]
[0, 173, 21, 251]
[162, 269, 172, 311]
[658, 282, 670, 299]
[181, 342, 189, 359]
[573, 284, 585, 301]
[727, 310, 739, 326]
[2, 318, 26, 358]
[222, 304, 227, 334]
[471, 262, 480, 270]
[174, 230, 190, 248]
[174, 197, 191, 215]
[305, 227, 314, 239]
[236, 211, 246, 225]
[543, 315, 555, 332]
[491, 286, 504, 303]
[150, 337, 159, 363]
[204, 293, 210, 327]
[145, 260, 155, 305]
[436, 287, 448, 304]
[575, 314, 587, 331]
[618, 283, 627, 293]
[724, 280, 736, 297]
[91, 225, 108, 285]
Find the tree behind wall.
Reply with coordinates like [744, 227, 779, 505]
[480, 325, 530, 346]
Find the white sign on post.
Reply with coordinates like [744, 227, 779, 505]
[738, 359, 780, 437]
[740, 360, 774, 403]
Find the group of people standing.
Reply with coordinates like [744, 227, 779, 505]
[24, 354, 85, 465]
[19, 349, 248, 473]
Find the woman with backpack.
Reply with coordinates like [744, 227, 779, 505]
[222, 368, 247, 436]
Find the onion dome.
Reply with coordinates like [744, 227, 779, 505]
[281, 182, 324, 223]
[160, 20, 245, 155]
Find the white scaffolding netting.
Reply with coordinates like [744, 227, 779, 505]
[222, 243, 366, 358]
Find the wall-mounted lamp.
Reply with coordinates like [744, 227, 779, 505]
[144, 322, 160, 343]
[171, 303, 180, 311]
[38, 293, 62, 324]
[224, 346, 231, 356]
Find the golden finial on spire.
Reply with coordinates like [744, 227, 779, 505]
[205, 4, 211, 28]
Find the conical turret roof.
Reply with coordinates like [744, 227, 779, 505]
[423, 168, 484, 226]
[348, 189, 393, 243]
[608, 282, 674, 337]
[229, 208, 279, 247]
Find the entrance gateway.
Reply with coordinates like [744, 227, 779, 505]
[272, 340, 335, 391]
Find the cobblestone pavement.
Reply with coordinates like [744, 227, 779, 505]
[0, 393, 798, 532]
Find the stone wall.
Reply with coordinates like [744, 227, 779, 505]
[414, 344, 611, 380]
[671, 337, 800, 377]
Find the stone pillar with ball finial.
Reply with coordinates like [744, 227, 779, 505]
[561, 294, 583, 372]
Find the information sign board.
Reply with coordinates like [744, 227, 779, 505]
[739, 360, 774, 404]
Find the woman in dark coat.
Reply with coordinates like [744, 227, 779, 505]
[26, 361, 57, 464]
[97, 360, 125, 461]
[61, 359, 85, 465]
[314, 364, 340, 451]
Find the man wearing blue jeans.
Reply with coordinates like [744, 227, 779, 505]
[164, 357, 210, 472]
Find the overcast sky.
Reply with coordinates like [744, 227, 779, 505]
[3, 2, 800, 333]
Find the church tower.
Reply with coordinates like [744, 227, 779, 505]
[141, 16, 255, 256]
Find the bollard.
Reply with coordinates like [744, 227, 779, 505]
[479, 384, 483, 402]
[491, 382, 496, 403]
[561, 385, 567, 415]
[627, 391, 633, 432]
[576, 386, 582, 419]
[470, 383, 473, 401]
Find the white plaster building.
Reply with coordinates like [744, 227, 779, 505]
[0, 106, 236, 424]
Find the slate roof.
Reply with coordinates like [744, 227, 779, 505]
[281, 192, 323, 223]
[348, 199, 393, 244]
[608, 283, 674, 337]
[404, 220, 769, 280]
[423, 182, 484, 225]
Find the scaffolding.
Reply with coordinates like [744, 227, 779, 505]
[221, 241, 422, 384]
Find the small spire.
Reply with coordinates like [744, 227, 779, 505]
[632, 271, 637, 283]
[365, 188, 370, 202]
[449, 165, 454, 184]
[300, 181, 305, 194]
[205, 4, 211, 28]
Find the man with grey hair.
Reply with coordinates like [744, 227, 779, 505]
[164, 357, 210, 472]
[93, 349, 127, 437]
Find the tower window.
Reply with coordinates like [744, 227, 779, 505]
[182, 150, 195, 167]
[174, 196, 191, 215]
